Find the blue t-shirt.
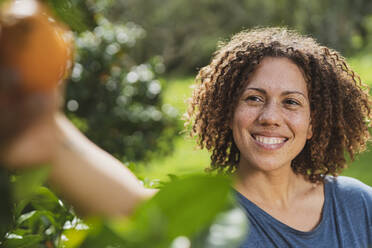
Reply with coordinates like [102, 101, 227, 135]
[235, 176, 372, 248]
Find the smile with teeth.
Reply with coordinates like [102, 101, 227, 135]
[253, 135, 287, 145]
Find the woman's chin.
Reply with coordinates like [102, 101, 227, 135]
[239, 158, 293, 174]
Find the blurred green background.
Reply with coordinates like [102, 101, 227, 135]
[1, 0, 372, 246]
[61, 0, 372, 185]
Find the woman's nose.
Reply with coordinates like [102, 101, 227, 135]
[257, 101, 282, 127]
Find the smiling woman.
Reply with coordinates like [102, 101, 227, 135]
[231, 57, 313, 174]
[2, 24, 371, 247]
[187, 27, 372, 247]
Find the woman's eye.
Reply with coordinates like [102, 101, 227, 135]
[284, 99, 300, 106]
[246, 96, 263, 102]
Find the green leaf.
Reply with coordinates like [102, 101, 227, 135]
[61, 228, 88, 248]
[119, 174, 232, 247]
[152, 174, 232, 238]
[12, 166, 50, 204]
[30, 187, 74, 226]
[17, 210, 58, 232]
[10, 167, 51, 219]
[79, 219, 127, 248]
[13, 200, 30, 219]
[3, 234, 43, 248]
[29, 186, 61, 212]
[46, 0, 96, 32]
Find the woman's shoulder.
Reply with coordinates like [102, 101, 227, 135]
[325, 175, 372, 202]
[325, 175, 372, 242]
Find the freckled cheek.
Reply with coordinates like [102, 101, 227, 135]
[232, 108, 257, 129]
[285, 112, 311, 132]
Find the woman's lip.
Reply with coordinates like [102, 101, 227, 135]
[251, 134, 288, 150]
[251, 133, 289, 139]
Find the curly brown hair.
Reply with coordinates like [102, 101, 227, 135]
[186, 27, 371, 182]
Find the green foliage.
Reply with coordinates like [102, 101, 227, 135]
[0, 0, 95, 32]
[45, 0, 96, 32]
[0, 167, 75, 248]
[0, 169, 248, 248]
[60, 174, 248, 248]
[126, 175, 232, 242]
[64, 16, 179, 162]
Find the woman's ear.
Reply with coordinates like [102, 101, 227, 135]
[307, 122, 313, 140]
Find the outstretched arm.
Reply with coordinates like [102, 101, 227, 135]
[50, 113, 157, 216]
[3, 101, 156, 216]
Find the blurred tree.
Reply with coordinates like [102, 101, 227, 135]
[294, 0, 372, 53]
[65, 16, 179, 162]
[106, 0, 372, 74]
[0, 1, 180, 246]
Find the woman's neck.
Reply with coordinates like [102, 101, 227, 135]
[234, 163, 310, 209]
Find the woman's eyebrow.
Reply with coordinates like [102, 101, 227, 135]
[244, 88, 306, 98]
[244, 87, 266, 94]
[281, 90, 306, 98]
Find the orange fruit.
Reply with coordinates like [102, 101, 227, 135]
[0, 0, 74, 92]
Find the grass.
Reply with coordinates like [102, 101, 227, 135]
[342, 145, 372, 185]
[349, 55, 372, 85]
[134, 56, 372, 186]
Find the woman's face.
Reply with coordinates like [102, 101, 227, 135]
[232, 57, 313, 173]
